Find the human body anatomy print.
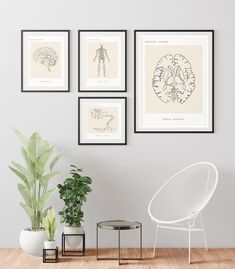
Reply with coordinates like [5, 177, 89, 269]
[21, 30, 69, 92]
[78, 30, 126, 92]
[135, 30, 214, 132]
[78, 97, 127, 145]
[92, 43, 111, 78]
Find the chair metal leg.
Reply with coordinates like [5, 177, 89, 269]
[188, 227, 191, 264]
[200, 213, 208, 251]
[152, 224, 159, 258]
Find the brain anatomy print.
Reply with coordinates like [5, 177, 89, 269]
[33, 47, 58, 72]
[152, 54, 196, 104]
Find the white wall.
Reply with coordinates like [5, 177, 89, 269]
[0, 0, 234, 248]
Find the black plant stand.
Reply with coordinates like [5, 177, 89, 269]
[62, 232, 85, 256]
[43, 247, 58, 263]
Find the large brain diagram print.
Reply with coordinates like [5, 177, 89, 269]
[152, 54, 196, 104]
[33, 47, 58, 72]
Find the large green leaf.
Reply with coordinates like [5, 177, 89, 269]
[20, 202, 33, 220]
[42, 207, 51, 219]
[37, 188, 57, 211]
[27, 132, 51, 163]
[18, 183, 31, 205]
[27, 132, 40, 163]
[21, 147, 29, 167]
[9, 166, 29, 187]
[13, 128, 27, 147]
[11, 161, 35, 187]
[36, 147, 54, 177]
[27, 133, 54, 179]
[39, 171, 61, 187]
[50, 151, 64, 171]
[39, 138, 51, 157]
[28, 159, 36, 182]
[11, 162, 27, 175]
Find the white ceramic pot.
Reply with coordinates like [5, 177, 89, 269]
[44, 240, 57, 255]
[19, 229, 47, 256]
[44, 240, 57, 249]
[64, 225, 83, 248]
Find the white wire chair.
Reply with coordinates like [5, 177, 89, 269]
[148, 162, 218, 264]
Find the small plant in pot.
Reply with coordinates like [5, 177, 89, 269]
[43, 208, 57, 252]
[9, 129, 63, 256]
[58, 165, 92, 247]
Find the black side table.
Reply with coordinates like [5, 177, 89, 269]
[62, 232, 85, 256]
[43, 247, 58, 263]
[96, 220, 142, 265]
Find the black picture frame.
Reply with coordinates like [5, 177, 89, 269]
[134, 30, 214, 133]
[21, 30, 70, 92]
[78, 97, 127, 145]
[78, 30, 127, 92]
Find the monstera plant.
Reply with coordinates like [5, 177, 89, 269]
[9, 129, 63, 256]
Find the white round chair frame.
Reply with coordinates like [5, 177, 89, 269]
[148, 162, 218, 264]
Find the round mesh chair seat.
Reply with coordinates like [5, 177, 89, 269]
[148, 162, 218, 224]
[147, 162, 218, 264]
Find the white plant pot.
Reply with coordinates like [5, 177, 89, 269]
[19, 229, 47, 256]
[44, 240, 57, 249]
[64, 225, 83, 248]
[44, 240, 57, 255]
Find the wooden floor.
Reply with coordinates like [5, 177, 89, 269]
[1, 248, 235, 269]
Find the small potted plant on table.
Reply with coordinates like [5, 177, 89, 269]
[58, 165, 92, 247]
[43, 207, 57, 250]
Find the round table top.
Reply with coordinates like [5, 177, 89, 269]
[97, 220, 141, 230]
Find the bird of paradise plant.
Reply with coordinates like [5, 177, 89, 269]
[9, 129, 63, 231]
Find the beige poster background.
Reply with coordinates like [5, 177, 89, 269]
[30, 42, 61, 79]
[145, 45, 202, 114]
[87, 42, 118, 79]
[86, 105, 119, 134]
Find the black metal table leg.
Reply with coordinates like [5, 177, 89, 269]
[83, 233, 86, 255]
[140, 223, 142, 260]
[62, 233, 64, 256]
[118, 227, 121, 265]
[96, 223, 99, 260]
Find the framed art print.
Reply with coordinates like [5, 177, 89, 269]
[21, 30, 70, 92]
[134, 30, 214, 133]
[78, 97, 127, 145]
[78, 30, 127, 92]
